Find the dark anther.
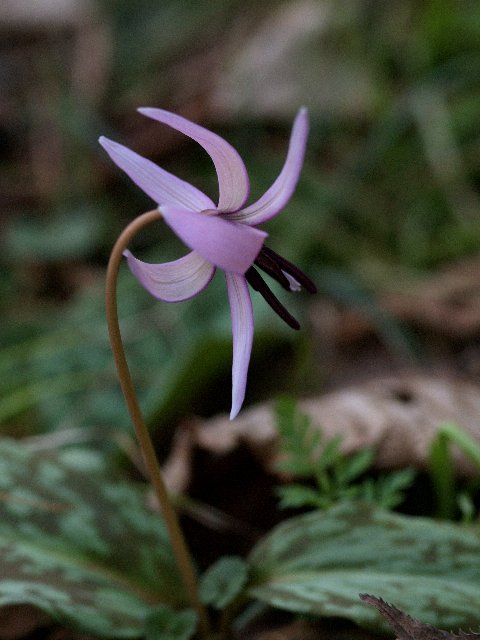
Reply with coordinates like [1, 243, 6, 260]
[245, 267, 300, 330]
[260, 246, 317, 294]
[246, 246, 316, 330]
[254, 249, 292, 291]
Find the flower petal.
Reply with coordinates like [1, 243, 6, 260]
[229, 107, 309, 225]
[225, 273, 254, 420]
[124, 250, 215, 302]
[99, 136, 214, 211]
[138, 108, 250, 212]
[161, 206, 267, 275]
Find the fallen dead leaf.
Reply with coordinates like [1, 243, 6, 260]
[322, 256, 480, 346]
[164, 373, 480, 493]
[383, 257, 480, 339]
[360, 594, 480, 640]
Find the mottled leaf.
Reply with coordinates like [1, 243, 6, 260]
[144, 605, 197, 640]
[0, 439, 185, 637]
[248, 502, 480, 631]
[199, 556, 248, 609]
[360, 594, 480, 640]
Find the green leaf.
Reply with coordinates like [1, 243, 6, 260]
[274, 397, 321, 477]
[0, 439, 185, 637]
[334, 448, 375, 485]
[144, 606, 197, 640]
[199, 556, 248, 609]
[276, 484, 328, 510]
[429, 423, 480, 520]
[361, 468, 415, 510]
[316, 435, 342, 471]
[248, 502, 480, 631]
[273, 400, 411, 512]
[429, 431, 456, 519]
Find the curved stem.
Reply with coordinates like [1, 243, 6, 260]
[105, 209, 210, 636]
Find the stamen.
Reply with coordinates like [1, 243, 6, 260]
[245, 267, 300, 330]
[260, 246, 317, 294]
[254, 250, 291, 290]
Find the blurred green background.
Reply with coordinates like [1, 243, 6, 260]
[1, 0, 479, 444]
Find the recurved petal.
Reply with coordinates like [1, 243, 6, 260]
[138, 108, 250, 212]
[99, 137, 214, 211]
[229, 107, 309, 225]
[161, 206, 267, 275]
[225, 272, 254, 420]
[124, 250, 215, 302]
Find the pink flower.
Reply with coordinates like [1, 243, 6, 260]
[99, 108, 315, 419]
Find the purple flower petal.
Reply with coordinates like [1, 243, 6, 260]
[225, 272, 254, 419]
[161, 206, 267, 275]
[124, 250, 215, 302]
[138, 108, 250, 212]
[229, 107, 309, 225]
[99, 136, 214, 211]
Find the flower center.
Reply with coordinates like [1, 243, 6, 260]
[245, 247, 316, 330]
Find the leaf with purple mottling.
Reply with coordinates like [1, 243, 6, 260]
[0, 439, 185, 637]
[248, 501, 480, 631]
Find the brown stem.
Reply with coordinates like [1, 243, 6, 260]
[105, 209, 210, 636]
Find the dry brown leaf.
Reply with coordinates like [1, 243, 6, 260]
[383, 257, 480, 339]
[360, 594, 480, 640]
[165, 373, 480, 492]
[325, 257, 480, 346]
